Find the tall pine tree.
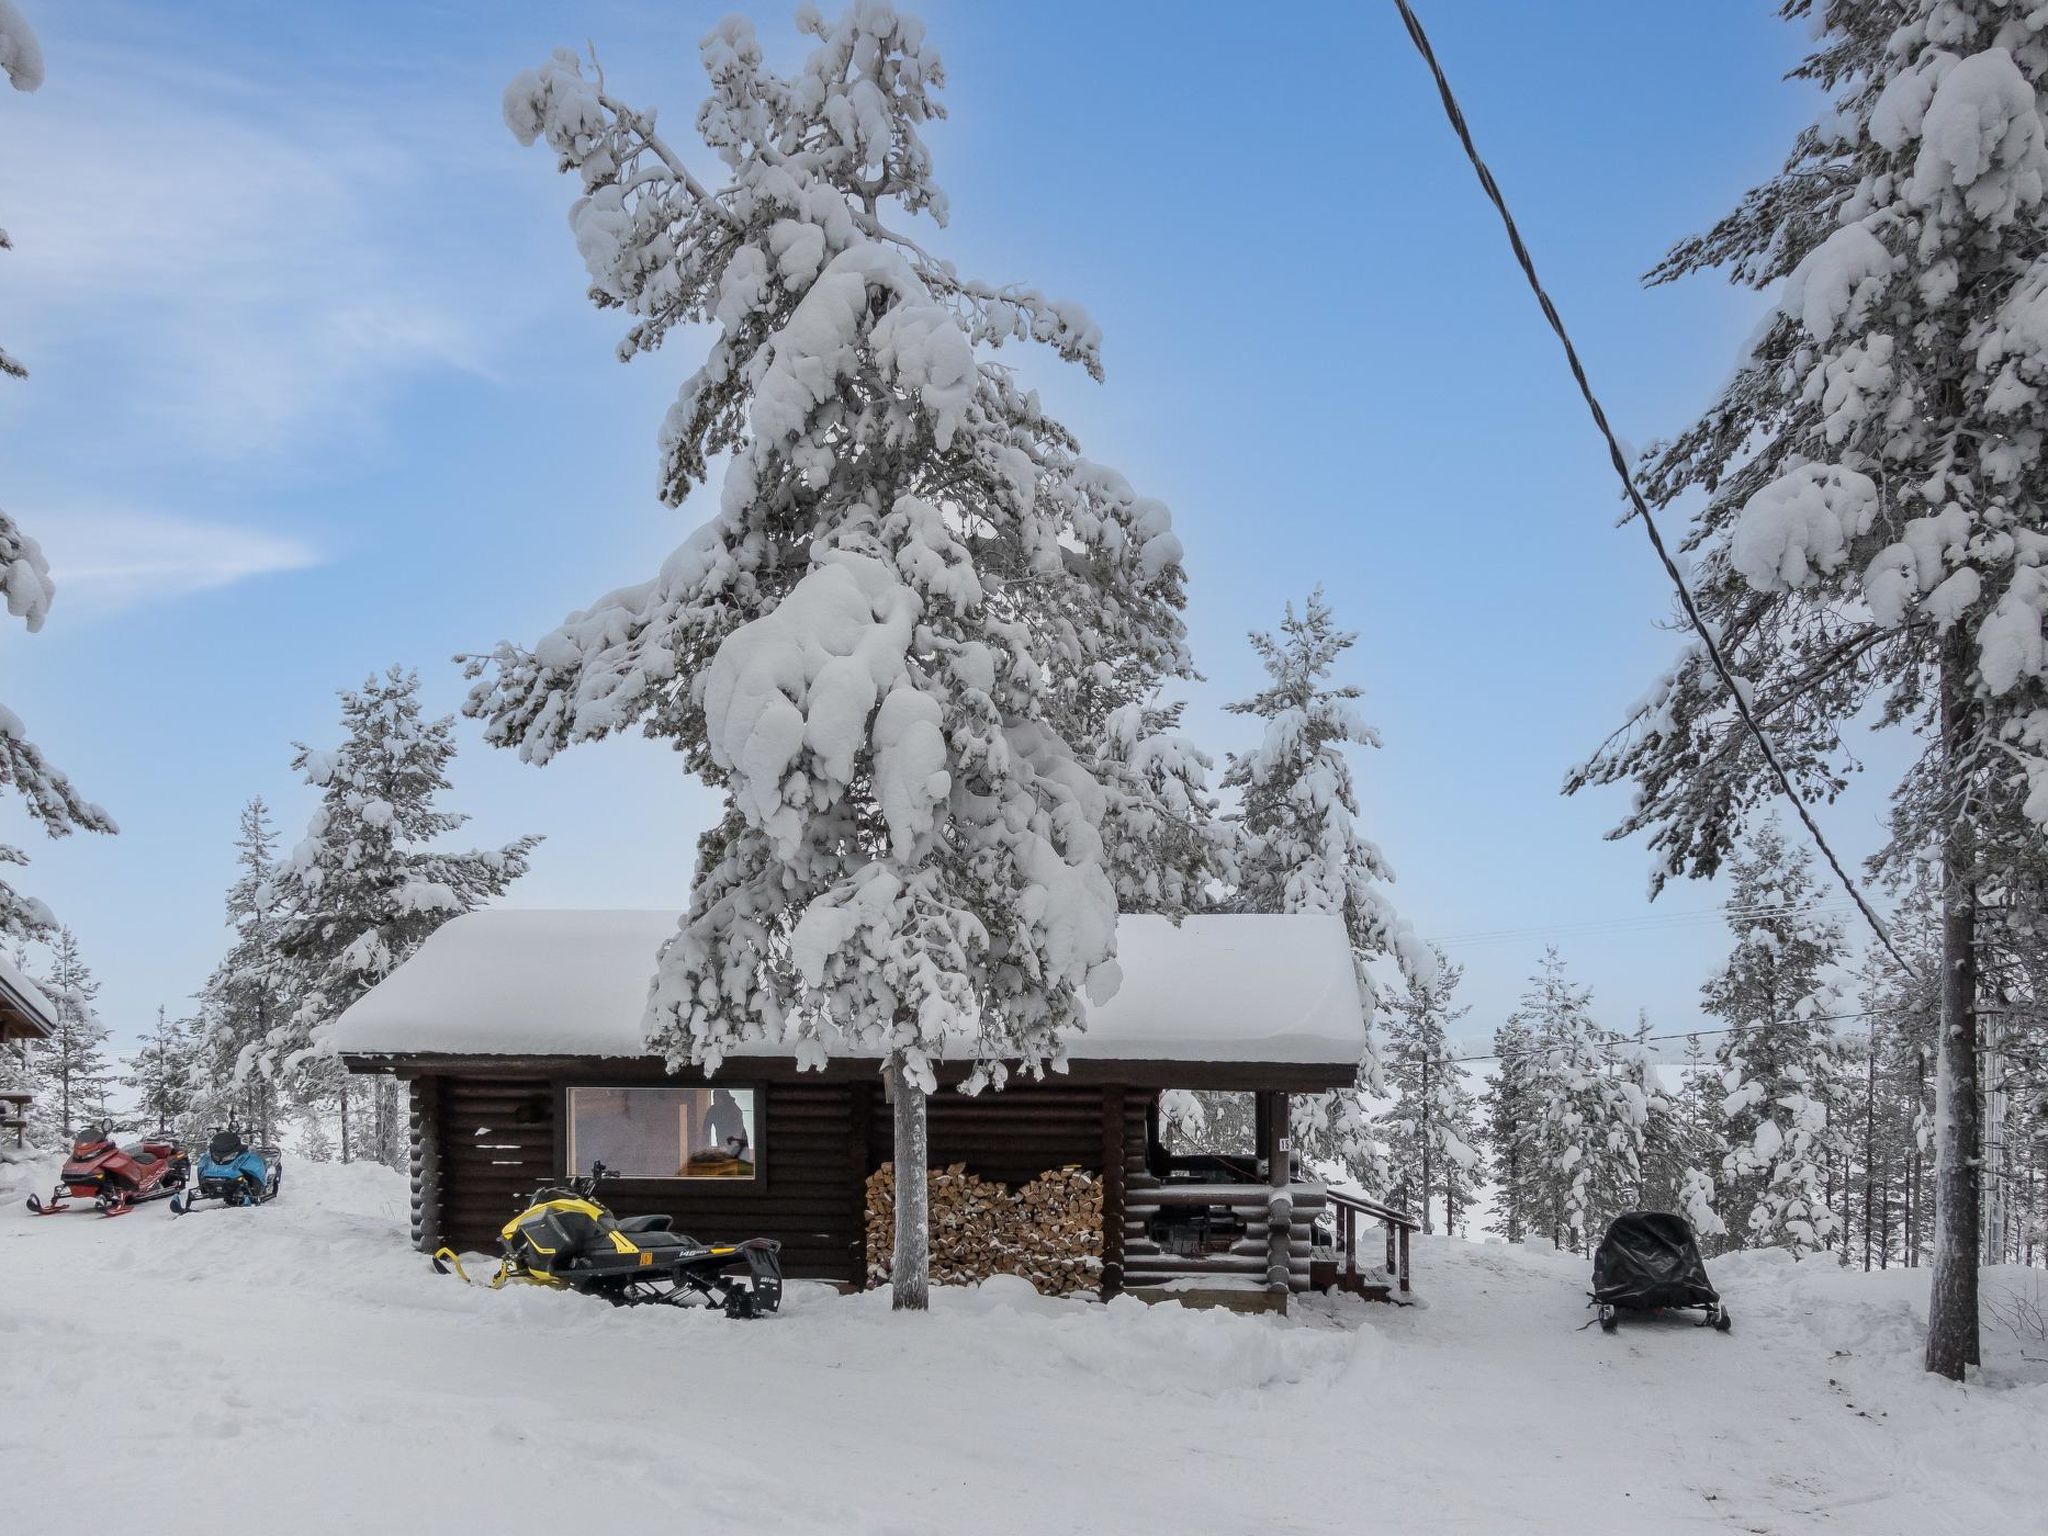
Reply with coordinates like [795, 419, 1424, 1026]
[1219, 589, 1431, 1190]
[262, 668, 538, 1160]
[0, 9, 114, 946]
[1702, 824, 1850, 1255]
[126, 1005, 198, 1137]
[1565, 0, 2048, 1378]
[1378, 948, 1483, 1233]
[1489, 950, 1660, 1254]
[193, 798, 288, 1138]
[31, 927, 113, 1138]
[471, 6, 1191, 1308]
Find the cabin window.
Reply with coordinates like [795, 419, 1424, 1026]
[565, 1086, 759, 1181]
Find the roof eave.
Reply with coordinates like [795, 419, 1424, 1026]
[340, 1050, 1359, 1095]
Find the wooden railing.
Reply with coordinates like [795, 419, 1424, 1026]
[1324, 1187, 1418, 1296]
[1121, 1176, 1328, 1292]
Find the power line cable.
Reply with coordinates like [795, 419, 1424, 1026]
[1387, 0, 1914, 977]
[1431, 897, 1859, 949]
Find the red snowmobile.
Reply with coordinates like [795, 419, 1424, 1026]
[27, 1122, 190, 1216]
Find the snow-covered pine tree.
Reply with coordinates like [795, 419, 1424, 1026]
[1218, 589, 1430, 1191]
[1504, 949, 1658, 1254]
[125, 1005, 198, 1137]
[1482, 1011, 1538, 1243]
[31, 927, 113, 1138]
[1855, 873, 1942, 1266]
[0, 6, 114, 947]
[1565, 0, 2048, 1378]
[1643, 1031, 1730, 1249]
[471, 5, 1191, 1308]
[1700, 823, 1850, 1256]
[192, 798, 289, 1139]
[1378, 947, 1482, 1233]
[1097, 700, 1230, 919]
[263, 668, 538, 1161]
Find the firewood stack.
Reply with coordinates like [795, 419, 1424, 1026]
[866, 1162, 1103, 1295]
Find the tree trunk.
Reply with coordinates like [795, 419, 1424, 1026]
[889, 1056, 929, 1312]
[1925, 639, 1981, 1380]
[1419, 1056, 1434, 1235]
[1862, 1025, 1877, 1272]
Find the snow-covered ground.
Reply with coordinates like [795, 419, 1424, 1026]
[3, 1158, 2041, 1534]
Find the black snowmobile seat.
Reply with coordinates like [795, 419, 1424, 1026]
[615, 1214, 676, 1236]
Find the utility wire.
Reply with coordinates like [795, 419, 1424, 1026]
[1437, 1008, 1881, 1067]
[1432, 896, 1859, 949]
[1388, 0, 1914, 977]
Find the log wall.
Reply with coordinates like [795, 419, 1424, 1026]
[404, 1069, 1315, 1294]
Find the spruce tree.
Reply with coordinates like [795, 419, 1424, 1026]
[1483, 1012, 1538, 1243]
[1218, 590, 1430, 1190]
[1498, 950, 1659, 1254]
[262, 669, 538, 1147]
[125, 1005, 198, 1136]
[1644, 1032, 1730, 1249]
[1701, 824, 1850, 1255]
[472, 5, 1191, 1308]
[193, 798, 289, 1139]
[32, 927, 113, 1138]
[0, 10, 114, 945]
[1565, 0, 2048, 1378]
[1378, 949, 1483, 1233]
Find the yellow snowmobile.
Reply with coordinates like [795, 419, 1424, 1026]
[433, 1162, 782, 1318]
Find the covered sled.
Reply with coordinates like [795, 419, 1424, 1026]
[1589, 1211, 1730, 1332]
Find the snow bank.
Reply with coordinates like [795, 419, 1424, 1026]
[328, 908, 1368, 1066]
[7, 1168, 2043, 1533]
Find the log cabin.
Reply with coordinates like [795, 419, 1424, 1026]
[333, 908, 1413, 1309]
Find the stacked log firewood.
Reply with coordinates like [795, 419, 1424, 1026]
[866, 1162, 1103, 1295]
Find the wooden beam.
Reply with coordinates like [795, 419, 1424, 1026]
[408, 1076, 443, 1255]
[848, 1082, 872, 1289]
[1265, 1090, 1291, 1296]
[339, 1052, 1360, 1095]
[1101, 1085, 1125, 1297]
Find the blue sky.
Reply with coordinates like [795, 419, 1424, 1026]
[1, 2, 1882, 1060]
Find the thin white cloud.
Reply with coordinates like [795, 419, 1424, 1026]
[0, 42, 504, 460]
[36, 509, 323, 613]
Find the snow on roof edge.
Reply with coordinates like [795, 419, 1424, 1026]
[0, 947, 56, 1034]
[329, 908, 1368, 1069]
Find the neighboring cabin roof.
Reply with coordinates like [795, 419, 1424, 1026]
[0, 948, 57, 1042]
[329, 908, 1368, 1069]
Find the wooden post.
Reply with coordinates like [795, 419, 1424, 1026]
[849, 1082, 872, 1289]
[1101, 1085, 1126, 1297]
[1386, 1221, 1397, 1276]
[408, 1076, 442, 1255]
[1398, 1225, 1412, 1295]
[1264, 1090, 1290, 1298]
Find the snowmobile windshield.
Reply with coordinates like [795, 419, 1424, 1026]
[209, 1132, 246, 1162]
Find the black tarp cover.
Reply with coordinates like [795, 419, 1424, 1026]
[1590, 1211, 1720, 1309]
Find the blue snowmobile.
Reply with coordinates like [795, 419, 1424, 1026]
[170, 1126, 282, 1214]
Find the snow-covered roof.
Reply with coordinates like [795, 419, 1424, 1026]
[0, 946, 56, 1040]
[329, 909, 1367, 1067]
